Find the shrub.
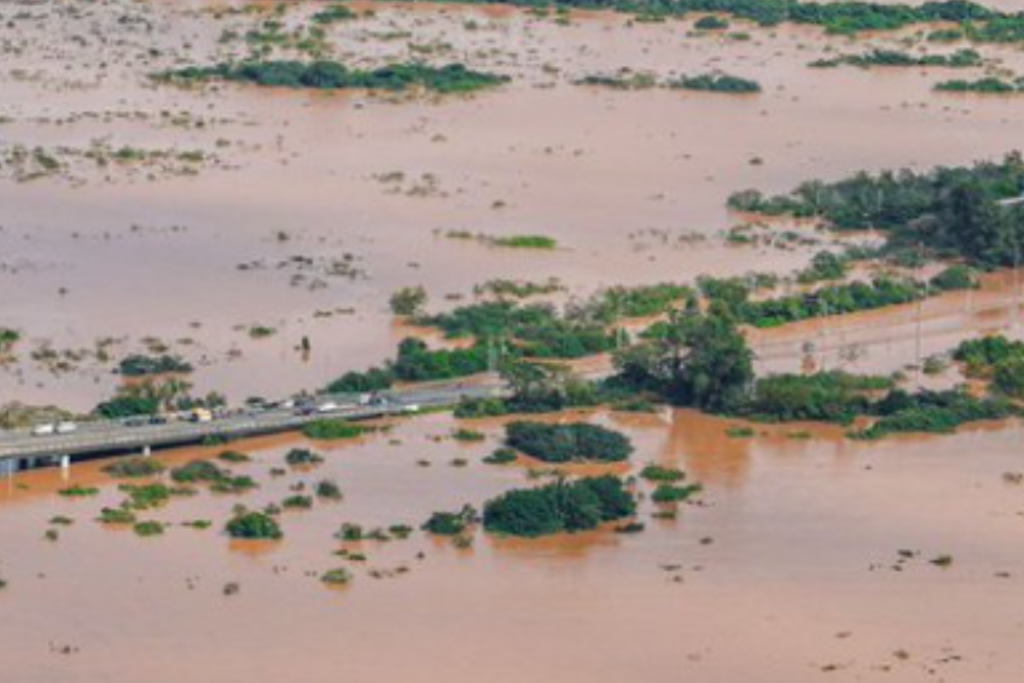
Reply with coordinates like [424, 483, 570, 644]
[120, 483, 185, 510]
[133, 521, 166, 537]
[102, 457, 165, 478]
[422, 505, 477, 536]
[651, 483, 703, 504]
[483, 447, 518, 465]
[669, 73, 761, 93]
[315, 479, 344, 500]
[58, 485, 99, 497]
[639, 464, 686, 482]
[282, 495, 314, 510]
[171, 460, 227, 484]
[739, 371, 892, 424]
[226, 511, 283, 540]
[856, 388, 1014, 439]
[337, 523, 364, 541]
[452, 428, 486, 442]
[326, 367, 394, 393]
[210, 476, 259, 494]
[993, 357, 1024, 399]
[95, 395, 160, 418]
[321, 568, 353, 585]
[954, 336, 1024, 377]
[301, 420, 368, 441]
[694, 15, 730, 30]
[97, 507, 137, 525]
[285, 448, 325, 466]
[118, 354, 192, 377]
[930, 265, 977, 292]
[492, 234, 558, 249]
[312, 4, 357, 24]
[390, 286, 428, 316]
[217, 450, 251, 463]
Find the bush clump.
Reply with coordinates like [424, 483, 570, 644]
[483, 447, 518, 465]
[97, 507, 137, 525]
[422, 505, 477, 536]
[738, 371, 893, 424]
[171, 460, 227, 484]
[301, 420, 368, 441]
[321, 567, 353, 585]
[285, 447, 325, 466]
[217, 450, 251, 463]
[161, 61, 510, 95]
[118, 354, 192, 377]
[483, 476, 636, 538]
[225, 511, 283, 540]
[669, 73, 761, 94]
[504, 421, 634, 463]
[102, 457, 165, 479]
[855, 388, 1015, 439]
[639, 464, 686, 482]
[314, 479, 344, 500]
[58, 485, 99, 498]
[282, 495, 314, 510]
[651, 483, 703, 504]
[133, 521, 166, 537]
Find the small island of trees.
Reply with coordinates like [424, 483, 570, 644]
[483, 476, 636, 537]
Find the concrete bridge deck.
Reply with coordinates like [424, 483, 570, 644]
[0, 383, 500, 472]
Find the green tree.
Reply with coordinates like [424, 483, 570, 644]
[613, 309, 754, 412]
[389, 286, 428, 316]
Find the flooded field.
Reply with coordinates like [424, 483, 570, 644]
[4, 1, 1024, 681]
[4, 0, 1024, 407]
[1, 410, 1023, 683]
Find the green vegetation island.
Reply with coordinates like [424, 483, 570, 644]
[810, 48, 984, 69]
[158, 60, 511, 94]
[398, 0, 1024, 39]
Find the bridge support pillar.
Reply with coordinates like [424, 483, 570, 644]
[142, 445, 152, 458]
[60, 455, 70, 470]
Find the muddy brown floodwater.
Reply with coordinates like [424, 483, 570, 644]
[4, 2, 1024, 681]
[3, 0, 1024, 408]
[1, 410, 1023, 682]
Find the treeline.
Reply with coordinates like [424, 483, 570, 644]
[668, 73, 761, 93]
[421, 0, 1018, 37]
[936, 77, 1024, 93]
[612, 307, 1017, 436]
[670, 270, 971, 330]
[728, 153, 1024, 269]
[810, 48, 983, 69]
[158, 61, 510, 94]
[330, 284, 695, 392]
[577, 71, 761, 93]
[118, 354, 193, 377]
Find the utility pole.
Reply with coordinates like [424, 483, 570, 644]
[487, 335, 497, 375]
[914, 241, 925, 391]
[1014, 232, 1021, 331]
